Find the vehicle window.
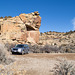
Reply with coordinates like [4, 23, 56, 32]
[16, 45, 24, 48]
[24, 45, 28, 48]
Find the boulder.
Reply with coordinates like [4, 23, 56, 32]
[19, 11, 41, 31]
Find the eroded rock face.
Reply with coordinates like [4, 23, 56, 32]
[0, 11, 41, 44]
[26, 31, 40, 43]
[19, 11, 41, 31]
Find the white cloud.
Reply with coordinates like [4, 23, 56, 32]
[72, 17, 75, 30]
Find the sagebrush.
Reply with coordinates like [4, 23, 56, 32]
[53, 59, 75, 75]
[0, 44, 14, 64]
[29, 44, 59, 53]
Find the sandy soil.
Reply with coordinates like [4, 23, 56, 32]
[0, 53, 75, 75]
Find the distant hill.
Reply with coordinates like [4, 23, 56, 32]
[39, 30, 75, 53]
[39, 30, 75, 46]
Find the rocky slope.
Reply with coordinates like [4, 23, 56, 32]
[39, 31, 75, 52]
[39, 31, 75, 46]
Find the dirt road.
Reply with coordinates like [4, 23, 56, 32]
[14, 53, 75, 60]
[1, 53, 75, 75]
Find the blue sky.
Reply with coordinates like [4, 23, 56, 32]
[0, 0, 75, 33]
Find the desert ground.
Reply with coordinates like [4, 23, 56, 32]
[0, 53, 75, 75]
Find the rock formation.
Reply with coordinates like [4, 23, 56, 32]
[39, 31, 75, 47]
[0, 11, 41, 44]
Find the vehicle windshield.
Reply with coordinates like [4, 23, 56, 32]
[15, 44, 24, 48]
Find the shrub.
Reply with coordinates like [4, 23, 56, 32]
[40, 44, 59, 53]
[64, 30, 75, 35]
[8, 16, 12, 18]
[29, 44, 42, 53]
[5, 43, 16, 52]
[53, 59, 75, 75]
[59, 44, 75, 53]
[4, 16, 8, 20]
[0, 16, 3, 19]
[29, 44, 59, 53]
[0, 44, 6, 64]
[0, 44, 14, 64]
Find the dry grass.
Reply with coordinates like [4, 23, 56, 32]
[0, 53, 75, 75]
[0, 44, 14, 65]
[52, 58, 75, 75]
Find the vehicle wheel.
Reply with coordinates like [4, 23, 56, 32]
[21, 51, 24, 55]
[12, 52, 14, 54]
[26, 51, 28, 54]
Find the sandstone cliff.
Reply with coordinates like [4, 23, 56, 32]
[0, 11, 41, 44]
